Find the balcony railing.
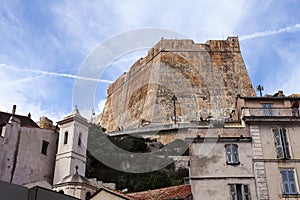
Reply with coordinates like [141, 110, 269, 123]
[242, 107, 300, 118]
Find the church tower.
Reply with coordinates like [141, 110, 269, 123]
[53, 106, 89, 184]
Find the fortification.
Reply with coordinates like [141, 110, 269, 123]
[101, 37, 255, 132]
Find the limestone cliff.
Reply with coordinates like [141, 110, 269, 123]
[101, 37, 255, 132]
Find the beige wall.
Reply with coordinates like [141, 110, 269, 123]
[190, 139, 257, 199]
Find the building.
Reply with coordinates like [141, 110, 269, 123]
[188, 91, 300, 200]
[237, 91, 300, 199]
[0, 106, 114, 200]
[0, 105, 58, 188]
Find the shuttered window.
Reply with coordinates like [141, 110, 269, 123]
[229, 184, 251, 200]
[226, 144, 239, 165]
[280, 169, 298, 194]
[272, 128, 291, 159]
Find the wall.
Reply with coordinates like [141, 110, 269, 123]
[101, 37, 255, 132]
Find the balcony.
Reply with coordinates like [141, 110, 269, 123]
[241, 107, 300, 123]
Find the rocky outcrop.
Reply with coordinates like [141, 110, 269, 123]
[101, 37, 255, 132]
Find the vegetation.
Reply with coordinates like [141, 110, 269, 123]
[86, 123, 189, 192]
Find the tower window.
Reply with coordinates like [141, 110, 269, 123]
[41, 140, 49, 155]
[64, 131, 68, 144]
[225, 144, 239, 165]
[78, 132, 82, 146]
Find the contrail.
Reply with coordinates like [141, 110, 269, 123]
[0, 64, 113, 83]
[240, 23, 300, 40]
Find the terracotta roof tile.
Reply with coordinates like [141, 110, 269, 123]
[127, 184, 192, 200]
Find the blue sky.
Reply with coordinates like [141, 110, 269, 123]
[0, 0, 300, 123]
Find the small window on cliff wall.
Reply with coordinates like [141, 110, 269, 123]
[41, 140, 49, 155]
[225, 144, 239, 165]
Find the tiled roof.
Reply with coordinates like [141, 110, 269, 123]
[0, 111, 39, 128]
[88, 186, 132, 200]
[127, 184, 192, 200]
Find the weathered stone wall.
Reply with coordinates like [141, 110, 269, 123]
[101, 37, 255, 132]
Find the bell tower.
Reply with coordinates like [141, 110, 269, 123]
[53, 106, 89, 184]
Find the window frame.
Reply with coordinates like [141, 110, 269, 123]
[225, 144, 240, 165]
[272, 128, 291, 159]
[280, 169, 298, 195]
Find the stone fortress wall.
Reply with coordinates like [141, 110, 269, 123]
[101, 37, 255, 132]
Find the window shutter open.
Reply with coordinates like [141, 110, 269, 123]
[226, 145, 232, 164]
[243, 185, 251, 200]
[232, 145, 239, 164]
[281, 128, 291, 159]
[273, 128, 284, 159]
[229, 184, 236, 200]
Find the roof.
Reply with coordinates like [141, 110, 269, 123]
[127, 184, 192, 200]
[88, 186, 132, 200]
[0, 111, 39, 128]
[59, 174, 91, 185]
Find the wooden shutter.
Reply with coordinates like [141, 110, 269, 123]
[243, 185, 251, 200]
[229, 184, 236, 200]
[280, 128, 291, 159]
[273, 128, 284, 159]
[232, 145, 239, 164]
[226, 145, 232, 164]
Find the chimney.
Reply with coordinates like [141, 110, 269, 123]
[278, 90, 285, 97]
[12, 105, 16, 115]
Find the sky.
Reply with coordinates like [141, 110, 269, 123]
[0, 0, 300, 123]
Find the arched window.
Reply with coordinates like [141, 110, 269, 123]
[59, 190, 64, 194]
[78, 132, 82, 146]
[64, 131, 68, 144]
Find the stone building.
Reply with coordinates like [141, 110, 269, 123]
[0, 105, 58, 188]
[100, 37, 255, 132]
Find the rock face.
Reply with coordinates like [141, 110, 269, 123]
[101, 37, 255, 132]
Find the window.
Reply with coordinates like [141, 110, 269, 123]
[225, 144, 239, 165]
[64, 131, 68, 144]
[272, 128, 291, 159]
[262, 103, 273, 116]
[86, 191, 91, 200]
[281, 169, 298, 194]
[229, 184, 251, 200]
[78, 132, 82, 146]
[41, 140, 49, 155]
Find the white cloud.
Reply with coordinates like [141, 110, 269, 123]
[97, 99, 107, 114]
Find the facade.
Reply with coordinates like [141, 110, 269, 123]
[189, 91, 300, 200]
[237, 92, 300, 199]
[0, 106, 58, 187]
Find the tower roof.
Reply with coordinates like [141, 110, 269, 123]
[57, 106, 89, 126]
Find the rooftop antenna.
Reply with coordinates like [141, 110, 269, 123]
[257, 85, 264, 97]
